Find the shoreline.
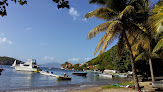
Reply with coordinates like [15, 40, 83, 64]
[1, 81, 125, 92]
[2, 81, 157, 92]
[68, 81, 157, 92]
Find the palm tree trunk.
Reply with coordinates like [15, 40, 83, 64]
[123, 31, 140, 90]
[149, 57, 155, 82]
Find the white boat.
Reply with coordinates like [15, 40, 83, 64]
[99, 73, 113, 78]
[40, 71, 57, 77]
[61, 67, 65, 70]
[11, 60, 17, 67]
[40, 71, 50, 75]
[118, 73, 128, 78]
[12, 59, 39, 72]
[49, 72, 57, 77]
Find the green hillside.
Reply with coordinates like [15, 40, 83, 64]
[0, 56, 23, 65]
[86, 45, 163, 76]
[87, 45, 132, 72]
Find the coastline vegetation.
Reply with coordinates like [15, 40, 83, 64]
[102, 81, 134, 89]
[0, 56, 23, 65]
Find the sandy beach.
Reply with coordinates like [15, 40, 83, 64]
[68, 82, 157, 92]
[2, 81, 158, 92]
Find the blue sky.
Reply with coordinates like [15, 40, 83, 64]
[0, 0, 158, 65]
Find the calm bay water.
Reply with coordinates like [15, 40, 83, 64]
[0, 65, 131, 91]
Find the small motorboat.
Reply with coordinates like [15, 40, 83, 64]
[72, 72, 87, 76]
[118, 73, 128, 78]
[49, 72, 57, 77]
[39, 71, 50, 75]
[56, 75, 71, 80]
[40, 71, 57, 77]
[99, 73, 113, 78]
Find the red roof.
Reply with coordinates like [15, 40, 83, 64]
[89, 66, 93, 68]
[67, 63, 73, 66]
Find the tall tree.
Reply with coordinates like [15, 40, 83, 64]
[84, 0, 150, 90]
[131, 0, 163, 82]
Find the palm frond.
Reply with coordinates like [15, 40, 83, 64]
[117, 33, 125, 58]
[135, 52, 148, 61]
[149, 3, 163, 35]
[118, 5, 136, 20]
[153, 38, 163, 53]
[127, 21, 150, 51]
[104, 0, 127, 12]
[129, 0, 144, 11]
[151, 52, 160, 58]
[89, 0, 106, 5]
[131, 43, 140, 56]
[99, 20, 123, 55]
[87, 21, 112, 40]
[94, 33, 107, 55]
[150, 14, 163, 34]
[84, 7, 117, 20]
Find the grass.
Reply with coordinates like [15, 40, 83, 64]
[102, 81, 134, 89]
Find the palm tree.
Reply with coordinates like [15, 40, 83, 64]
[84, 0, 150, 90]
[132, 0, 163, 82]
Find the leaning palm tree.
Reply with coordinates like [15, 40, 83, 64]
[84, 0, 150, 90]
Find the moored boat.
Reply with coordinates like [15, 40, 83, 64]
[72, 72, 87, 76]
[39, 71, 57, 77]
[39, 71, 50, 75]
[49, 72, 57, 77]
[118, 73, 128, 78]
[56, 76, 71, 80]
[12, 59, 39, 72]
[99, 73, 113, 78]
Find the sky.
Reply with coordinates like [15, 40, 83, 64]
[0, 0, 159, 65]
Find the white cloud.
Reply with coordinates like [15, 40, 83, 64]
[42, 56, 54, 61]
[0, 37, 13, 45]
[68, 58, 81, 62]
[0, 33, 5, 36]
[82, 18, 87, 21]
[84, 57, 91, 61]
[69, 7, 80, 20]
[25, 27, 32, 31]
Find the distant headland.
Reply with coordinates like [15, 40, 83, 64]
[0, 56, 23, 65]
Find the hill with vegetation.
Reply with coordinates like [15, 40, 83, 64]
[86, 45, 132, 73]
[62, 45, 162, 76]
[0, 56, 23, 65]
[86, 45, 163, 76]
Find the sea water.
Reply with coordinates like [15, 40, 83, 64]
[0, 65, 131, 91]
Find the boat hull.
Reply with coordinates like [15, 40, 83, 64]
[99, 74, 113, 78]
[14, 66, 38, 72]
[56, 76, 71, 80]
[40, 71, 57, 77]
[72, 72, 87, 76]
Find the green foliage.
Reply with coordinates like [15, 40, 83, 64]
[102, 81, 134, 89]
[0, 56, 23, 65]
[86, 45, 132, 73]
[0, 0, 69, 17]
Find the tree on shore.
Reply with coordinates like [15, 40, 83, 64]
[84, 0, 154, 90]
[131, 0, 163, 82]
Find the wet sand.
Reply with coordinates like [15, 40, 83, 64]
[2, 82, 157, 92]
